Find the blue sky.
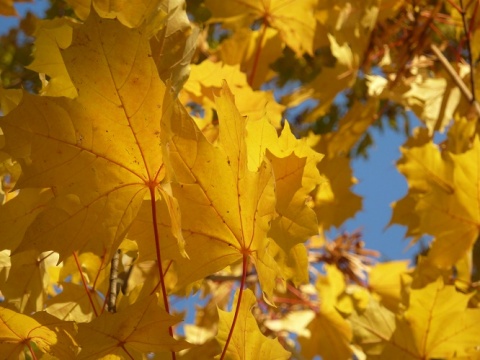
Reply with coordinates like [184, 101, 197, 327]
[0, 1, 423, 265]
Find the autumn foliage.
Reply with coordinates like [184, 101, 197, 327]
[1, 0, 480, 359]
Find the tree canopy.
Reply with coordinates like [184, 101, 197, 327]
[1, 0, 480, 359]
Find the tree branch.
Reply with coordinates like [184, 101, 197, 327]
[430, 43, 480, 116]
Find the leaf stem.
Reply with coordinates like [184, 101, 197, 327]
[149, 187, 176, 360]
[26, 341, 38, 360]
[37, 251, 55, 263]
[73, 251, 98, 317]
[248, 19, 268, 87]
[121, 344, 135, 360]
[220, 253, 248, 360]
[92, 249, 107, 289]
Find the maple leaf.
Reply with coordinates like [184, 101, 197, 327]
[219, 27, 283, 89]
[46, 282, 102, 323]
[0, 88, 23, 193]
[315, 0, 380, 52]
[369, 260, 410, 312]
[270, 242, 309, 286]
[64, 0, 167, 31]
[60, 251, 108, 290]
[216, 288, 291, 359]
[0, 188, 53, 252]
[391, 134, 480, 268]
[282, 36, 357, 121]
[1, 12, 184, 262]
[367, 69, 462, 134]
[161, 82, 282, 298]
[1, 249, 59, 313]
[348, 297, 396, 358]
[205, 0, 316, 56]
[0, 306, 78, 359]
[382, 278, 480, 359]
[0, 87, 23, 114]
[313, 156, 361, 229]
[246, 120, 323, 251]
[299, 308, 353, 360]
[181, 59, 285, 131]
[77, 294, 190, 359]
[150, 0, 199, 94]
[303, 100, 380, 229]
[27, 18, 77, 98]
[294, 264, 353, 359]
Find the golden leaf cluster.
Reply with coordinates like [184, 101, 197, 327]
[1, 0, 480, 359]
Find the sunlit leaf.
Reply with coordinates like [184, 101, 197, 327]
[77, 294, 190, 359]
[216, 288, 291, 359]
[0, 306, 78, 359]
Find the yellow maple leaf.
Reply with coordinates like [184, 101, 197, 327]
[46, 282, 101, 323]
[315, 0, 380, 53]
[150, 0, 199, 94]
[60, 252, 108, 291]
[315, 264, 345, 309]
[162, 82, 280, 298]
[369, 260, 409, 312]
[0, 188, 53, 252]
[348, 297, 396, 358]
[270, 241, 309, 286]
[297, 264, 352, 360]
[64, 0, 167, 31]
[216, 288, 290, 359]
[367, 69, 462, 135]
[205, 0, 316, 56]
[219, 27, 283, 89]
[283, 37, 357, 120]
[306, 100, 377, 229]
[0, 306, 78, 359]
[299, 308, 353, 360]
[312, 155, 361, 229]
[27, 18, 77, 98]
[181, 59, 284, 131]
[288, 0, 381, 120]
[1, 12, 184, 262]
[392, 134, 480, 268]
[0, 87, 23, 114]
[382, 278, 480, 359]
[265, 309, 315, 338]
[77, 294, 190, 359]
[2, 249, 59, 313]
[246, 119, 323, 251]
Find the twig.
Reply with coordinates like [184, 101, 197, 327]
[206, 273, 257, 283]
[430, 44, 480, 116]
[459, 0, 477, 102]
[108, 249, 121, 313]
